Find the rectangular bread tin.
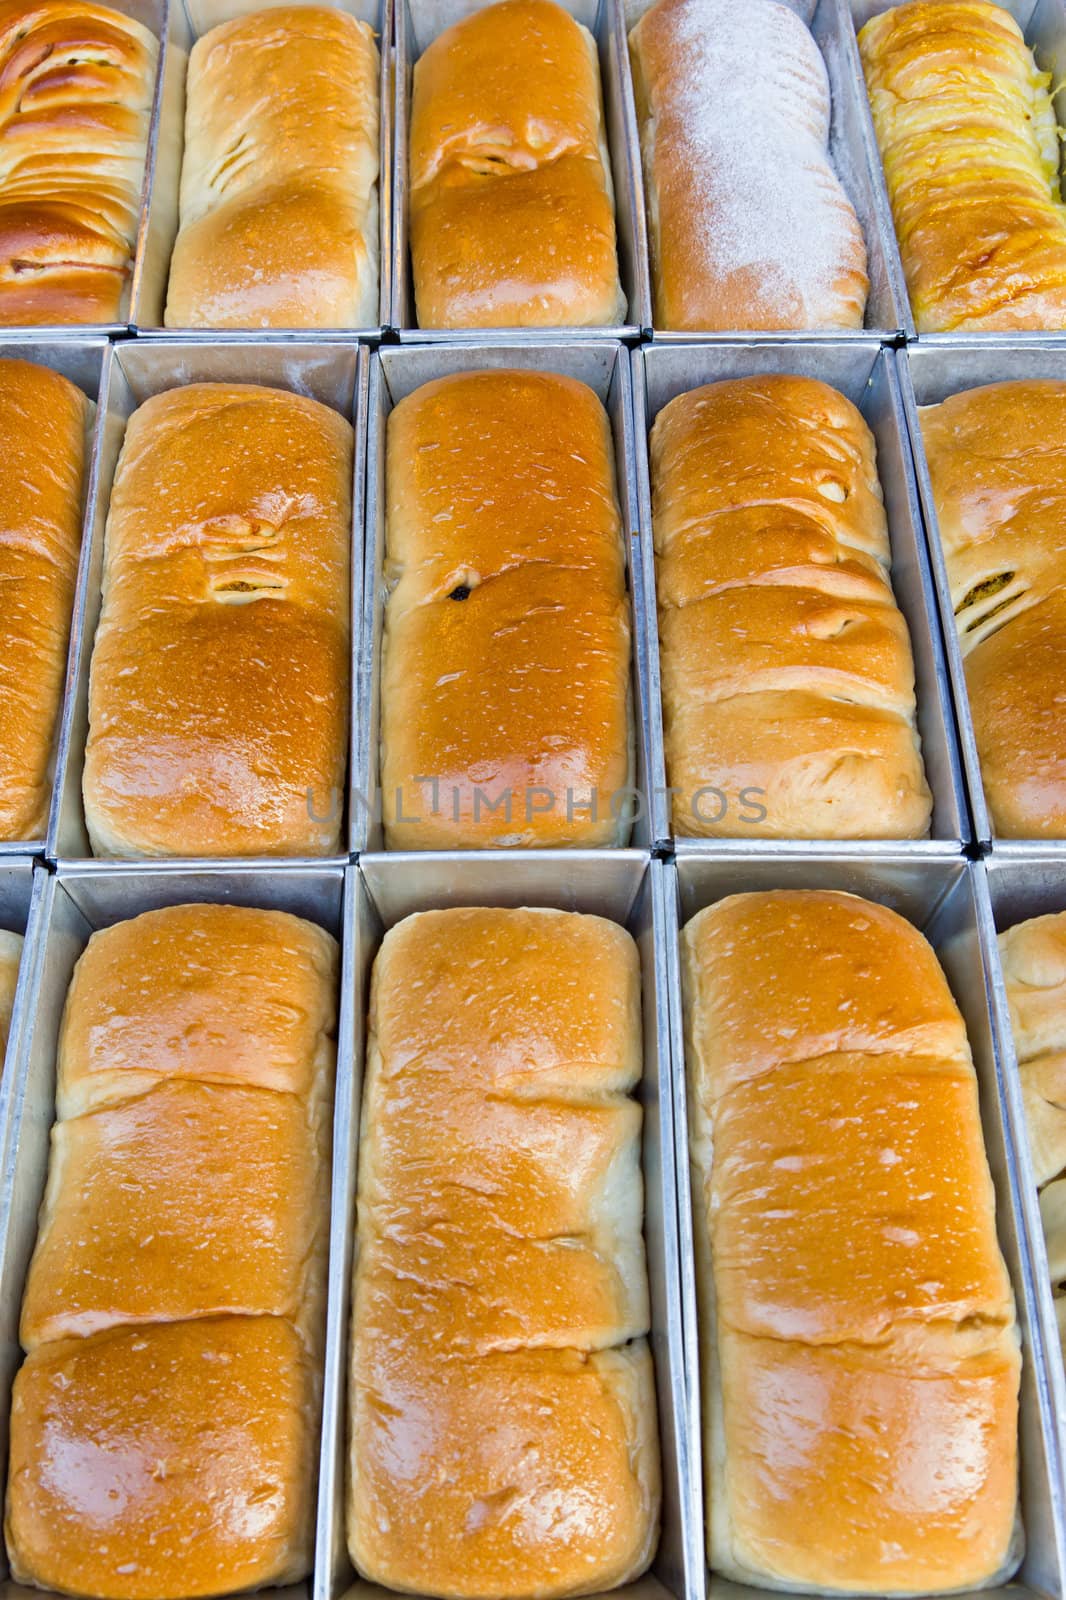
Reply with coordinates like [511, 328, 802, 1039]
[631, 341, 969, 854]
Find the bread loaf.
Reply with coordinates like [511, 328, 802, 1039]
[651, 375, 931, 838]
[0, 0, 157, 324]
[164, 6, 380, 328]
[683, 890, 1021, 1592]
[5, 903, 337, 1598]
[347, 907, 660, 1597]
[82, 382, 352, 857]
[408, 0, 625, 327]
[999, 912, 1066, 1345]
[629, 0, 867, 330]
[859, 1, 1066, 331]
[0, 357, 87, 841]
[919, 380, 1066, 837]
[380, 370, 632, 848]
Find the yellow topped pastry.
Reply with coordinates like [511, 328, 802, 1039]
[859, 0, 1066, 330]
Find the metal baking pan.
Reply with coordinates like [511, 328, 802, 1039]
[0, 860, 350, 1591]
[663, 851, 1065, 1600]
[0, 342, 107, 861]
[632, 341, 969, 855]
[355, 340, 655, 853]
[135, 0, 393, 338]
[898, 342, 1066, 853]
[616, 0, 908, 342]
[980, 853, 1066, 1596]
[313, 852, 687, 1600]
[390, 0, 646, 340]
[0, 0, 171, 340]
[48, 338, 368, 865]
[840, 0, 1066, 346]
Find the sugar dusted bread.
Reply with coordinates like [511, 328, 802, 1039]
[629, 0, 867, 330]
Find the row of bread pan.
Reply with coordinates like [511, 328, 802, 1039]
[0, 850, 1062, 1599]
[118, 0, 911, 344]
[14, 0, 1066, 347]
[16, 334, 972, 865]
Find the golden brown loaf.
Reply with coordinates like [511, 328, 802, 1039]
[683, 890, 1021, 1592]
[0, 0, 157, 324]
[381, 371, 631, 848]
[348, 907, 660, 1598]
[408, 0, 625, 328]
[629, 0, 867, 331]
[5, 903, 338, 1598]
[999, 912, 1066, 1343]
[650, 375, 931, 838]
[859, 2, 1066, 331]
[0, 358, 87, 841]
[919, 381, 1066, 837]
[164, 6, 380, 329]
[0, 928, 23, 1063]
[82, 382, 352, 857]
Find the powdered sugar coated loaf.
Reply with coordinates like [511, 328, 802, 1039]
[629, 0, 868, 329]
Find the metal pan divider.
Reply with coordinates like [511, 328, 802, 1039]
[634, 340, 969, 854]
[49, 338, 366, 867]
[357, 340, 653, 855]
[315, 863, 363, 1600]
[665, 850, 1064, 1600]
[390, 0, 641, 340]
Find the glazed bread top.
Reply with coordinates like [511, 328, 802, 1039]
[684, 889, 1021, 1591]
[6, 902, 337, 1598]
[408, 0, 625, 327]
[630, 0, 867, 330]
[919, 378, 1066, 836]
[82, 381, 352, 857]
[0, 356, 88, 841]
[165, 6, 380, 328]
[859, 0, 1066, 331]
[651, 374, 931, 838]
[0, 0, 157, 324]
